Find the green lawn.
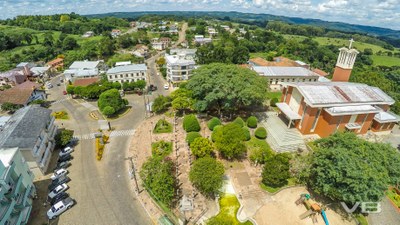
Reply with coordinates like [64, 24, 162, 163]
[207, 194, 253, 225]
[249, 52, 271, 59]
[371, 55, 400, 67]
[266, 92, 282, 100]
[260, 177, 297, 194]
[385, 188, 400, 208]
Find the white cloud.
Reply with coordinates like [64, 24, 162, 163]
[0, 0, 399, 30]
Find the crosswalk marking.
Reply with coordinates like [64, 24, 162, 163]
[51, 96, 71, 105]
[73, 129, 136, 141]
[80, 102, 98, 111]
[109, 129, 136, 137]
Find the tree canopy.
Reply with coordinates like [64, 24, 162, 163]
[98, 88, 126, 115]
[186, 63, 268, 115]
[310, 132, 400, 204]
[189, 157, 225, 196]
[262, 153, 291, 188]
[213, 123, 247, 159]
[190, 137, 214, 158]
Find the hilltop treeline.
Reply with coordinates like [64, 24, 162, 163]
[0, 13, 129, 35]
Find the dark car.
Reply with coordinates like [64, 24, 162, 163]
[57, 154, 73, 163]
[149, 84, 157, 91]
[50, 192, 70, 205]
[48, 176, 71, 190]
[54, 161, 71, 171]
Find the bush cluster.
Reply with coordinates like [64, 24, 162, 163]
[246, 116, 258, 128]
[183, 114, 200, 132]
[207, 117, 221, 131]
[255, 127, 267, 139]
[233, 117, 245, 127]
[186, 132, 202, 145]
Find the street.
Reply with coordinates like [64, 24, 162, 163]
[42, 77, 152, 225]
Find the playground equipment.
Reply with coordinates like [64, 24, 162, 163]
[296, 194, 330, 225]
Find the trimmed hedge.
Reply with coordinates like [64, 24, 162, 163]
[233, 117, 245, 127]
[183, 114, 201, 132]
[270, 98, 279, 107]
[255, 127, 267, 139]
[186, 132, 202, 145]
[242, 127, 251, 141]
[211, 125, 223, 142]
[246, 116, 258, 128]
[207, 117, 221, 131]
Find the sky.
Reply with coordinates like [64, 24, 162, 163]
[0, 0, 399, 30]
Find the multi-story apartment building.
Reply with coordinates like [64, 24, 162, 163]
[165, 54, 196, 87]
[0, 147, 36, 225]
[0, 105, 56, 176]
[106, 64, 147, 83]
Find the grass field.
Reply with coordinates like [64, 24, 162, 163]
[207, 194, 253, 225]
[260, 177, 297, 193]
[371, 55, 400, 67]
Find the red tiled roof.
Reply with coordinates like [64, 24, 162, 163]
[249, 57, 300, 67]
[0, 81, 42, 105]
[312, 68, 329, 77]
[73, 77, 100, 87]
[46, 58, 63, 66]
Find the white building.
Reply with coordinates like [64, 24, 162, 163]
[252, 66, 320, 91]
[107, 64, 147, 84]
[166, 54, 196, 87]
[194, 35, 212, 45]
[0, 105, 57, 176]
[169, 49, 197, 60]
[64, 60, 105, 81]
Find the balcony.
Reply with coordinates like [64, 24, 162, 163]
[0, 199, 16, 225]
[9, 175, 23, 198]
[20, 206, 31, 225]
[0, 162, 16, 181]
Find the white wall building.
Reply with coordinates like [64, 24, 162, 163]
[166, 54, 196, 87]
[252, 66, 320, 91]
[64, 60, 106, 81]
[107, 64, 147, 84]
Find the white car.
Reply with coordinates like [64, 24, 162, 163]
[51, 168, 68, 180]
[164, 84, 169, 90]
[48, 183, 69, 199]
[59, 147, 74, 157]
[47, 197, 75, 219]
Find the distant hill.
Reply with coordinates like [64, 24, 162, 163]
[86, 11, 400, 40]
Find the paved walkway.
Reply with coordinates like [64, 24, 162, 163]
[369, 197, 400, 225]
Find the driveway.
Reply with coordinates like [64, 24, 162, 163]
[30, 76, 152, 225]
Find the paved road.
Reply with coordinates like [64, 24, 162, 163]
[46, 77, 152, 225]
[369, 197, 400, 225]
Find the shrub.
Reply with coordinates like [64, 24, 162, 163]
[270, 98, 279, 107]
[207, 117, 221, 131]
[186, 132, 202, 145]
[255, 127, 267, 139]
[190, 137, 214, 158]
[51, 111, 69, 119]
[242, 127, 251, 141]
[102, 106, 115, 117]
[246, 116, 258, 128]
[153, 119, 173, 133]
[214, 123, 247, 159]
[151, 141, 172, 157]
[183, 114, 200, 132]
[189, 157, 225, 196]
[211, 125, 223, 142]
[262, 153, 291, 188]
[247, 137, 274, 164]
[233, 117, 245, 127]
[55, 129, 74, 147]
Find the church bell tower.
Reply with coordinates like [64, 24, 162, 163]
[332, 39, 359, 82]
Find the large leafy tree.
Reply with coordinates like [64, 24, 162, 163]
[262, 153, 291, 188]
[186, 63, 268, 115]
[140, 157, 176, 206]
[152, 95, 171, 113]
[189, 157, 225, 197]
[213, 123, 247, 159]
[97, 89, 125, 114]
[310, 132, 400, 204]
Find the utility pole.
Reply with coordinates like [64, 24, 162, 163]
[127, 156, 140, 193]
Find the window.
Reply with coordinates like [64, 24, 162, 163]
[114, 75, 117, 79]
[109, 76, 112, 80]
[335, 116, 343, 131]
[125, 74, 128, 77]
[310, 109, 321, 132]
[120, 75, 123, 78]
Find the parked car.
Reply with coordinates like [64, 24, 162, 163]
[164, 84, 169, 90]
[57, 83, 61, 86]
[57, 154, 73, 163]
[46, 83, 53, 89]
[47, 197, 75, 219]
[149, 84, 157, 91]
[63, 90, 67, 95]
[50, 192, 69, 205]
[48, 176, 71, 190]
[48, 184, 69, 199]
[51, 169, 68, 180]
[54, 161, 71, 171]
[59, 147, 73, 157]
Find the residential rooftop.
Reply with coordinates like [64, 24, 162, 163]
[253, 66, 320, 77]
[69, 60, 101, 70]
[165, 54, 196, 66]
[0, 81, 42, 105]
[107, 64, 147, 74]
[0, 105, 52, 149]
[284, 82, 395, 107]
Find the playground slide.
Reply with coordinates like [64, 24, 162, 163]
[321, 210, 330, 225]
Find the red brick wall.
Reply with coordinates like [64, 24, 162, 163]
[332, 66, 352, 82]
